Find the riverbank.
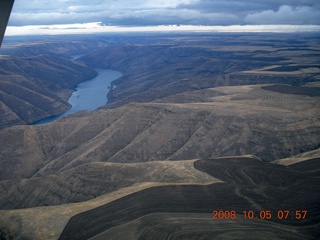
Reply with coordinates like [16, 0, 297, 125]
[31, 68, 122, 125]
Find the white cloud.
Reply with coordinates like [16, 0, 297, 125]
[5, 22, 320, 36]
[7, 0, 320, 29]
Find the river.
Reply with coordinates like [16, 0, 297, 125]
[31, 68, 122, 125]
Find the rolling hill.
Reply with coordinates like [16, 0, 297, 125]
[1, 154, 319, 240]
[0, 54, 97, 129]
[78, 34, 320, 108]
[0, 33, 319, 240]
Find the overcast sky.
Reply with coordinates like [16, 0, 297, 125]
[6, 0, 320, 35]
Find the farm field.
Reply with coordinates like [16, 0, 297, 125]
[0, 33, 319, 239]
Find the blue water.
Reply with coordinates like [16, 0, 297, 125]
[65, 68, 122, 114]
[31, 68, 122, 125]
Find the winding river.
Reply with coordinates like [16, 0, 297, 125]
[32, 68, 122, 125]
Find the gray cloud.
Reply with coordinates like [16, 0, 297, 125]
[178, 0, 320, 13]
[177, 0, 320, 25]
[8, 0, 320, 27]
[244, 5, 320, 25]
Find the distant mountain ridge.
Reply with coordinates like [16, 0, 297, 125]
[0, 34, 319, 240]
[78, 42, 318, 108]
[0, 39, 108, 58]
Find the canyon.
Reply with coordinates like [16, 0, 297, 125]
[0, 33, 319, 239]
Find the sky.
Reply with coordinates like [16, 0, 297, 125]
[5, 0, 320, 35]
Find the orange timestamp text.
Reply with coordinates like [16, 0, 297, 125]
[212, 210, 307, 220]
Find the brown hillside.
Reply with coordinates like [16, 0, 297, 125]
[78, 37, 320, 108]
[59, 156, 320, 240]
[0, 55, 97, 129]
[0, 84, 319, 181]
[0, 160, 219, 209]
[0, 34, 319, 240]
[0, 153, 318, 240]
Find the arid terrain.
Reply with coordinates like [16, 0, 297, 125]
[0, 33, 319, 239]
[0, 54, 97, 129]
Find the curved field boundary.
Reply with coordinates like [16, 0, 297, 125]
[59, 157, 320, 240]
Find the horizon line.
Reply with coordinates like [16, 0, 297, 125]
[5, 23, 320, 36]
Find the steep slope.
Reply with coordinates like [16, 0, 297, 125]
[0, 159, 219, 239]
[78, 36, 320, 108]
[0, 55, 97, 129]
[0, 34, 319, 240]
[0, 160, 219, 209]
[0, 153, 319, 240]
[1, 84, 319, 181]
[59, 156, 320, 240]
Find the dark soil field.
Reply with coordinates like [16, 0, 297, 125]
[289, 158, 320, 173]
[262, 84, 320, 96]
[59, 157, 320, 240]
[89, 213, 308, 240]
[1, 33, 319, 240]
